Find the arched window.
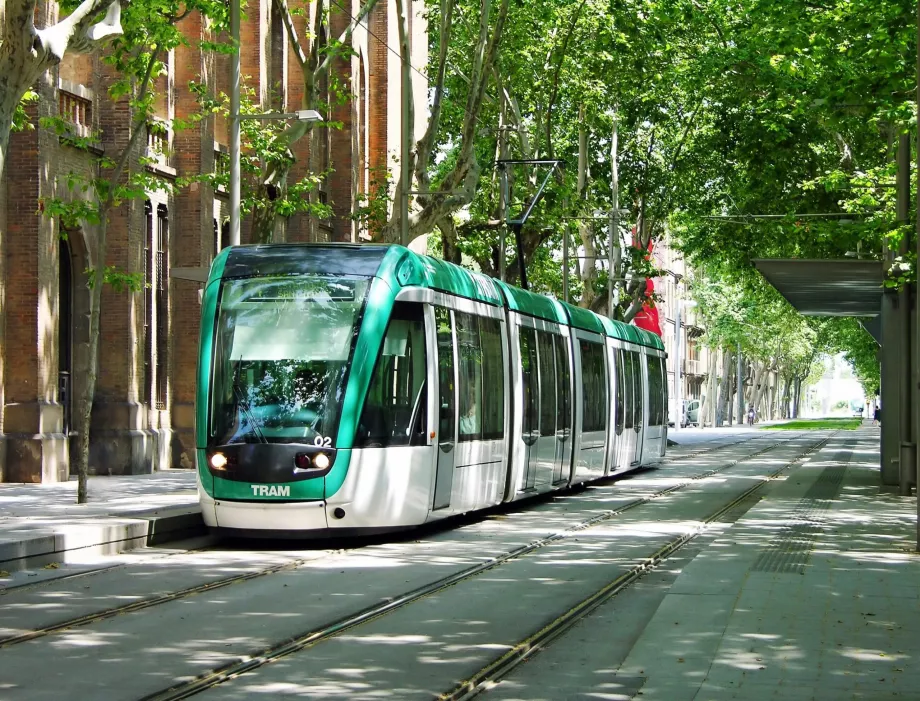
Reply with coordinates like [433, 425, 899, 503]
[155, 204, 169, 409]
[145, 201, 169, 409]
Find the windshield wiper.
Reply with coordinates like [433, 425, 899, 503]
[232, 358, 267, 444]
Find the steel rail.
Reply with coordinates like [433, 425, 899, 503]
[137, 433, 823, 701]
[0, 432, 801, 652]
[441, 434, 835, 700]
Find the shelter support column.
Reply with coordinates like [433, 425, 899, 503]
[880, 290, 901, 486]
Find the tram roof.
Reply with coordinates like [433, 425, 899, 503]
[211, 244, 664, 350]
[493, 280, 567, 324]
[561, 302, 665, 350]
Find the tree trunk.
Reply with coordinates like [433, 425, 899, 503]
[72, 217, 109, 502]
[792, 377, 802, 418]
[703, 349, 719, 427]
[715, 348, 732, 427]
[71, 48, 158, 502]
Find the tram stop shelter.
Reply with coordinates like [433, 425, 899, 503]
[753, 258, 914, 490]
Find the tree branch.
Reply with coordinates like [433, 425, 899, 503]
[273, 0, 308, 71]
[38, 0, 122, 60]
[543, 0, 588, 159]
[413, 0, 455, 196]
[317, 0, 382, 81]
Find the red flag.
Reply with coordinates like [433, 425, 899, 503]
[632, 278, 663, 336]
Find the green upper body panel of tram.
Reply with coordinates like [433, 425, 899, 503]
[196, 243, 663, 503]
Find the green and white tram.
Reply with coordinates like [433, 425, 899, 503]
[197, 244, 667, 535]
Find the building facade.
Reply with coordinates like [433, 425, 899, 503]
[652, 234, 709, 426]
[0, 0, 427, 482]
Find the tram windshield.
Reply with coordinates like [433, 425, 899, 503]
[209, 275, 370, 445]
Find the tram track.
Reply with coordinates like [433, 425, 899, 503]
[0, 431, 806, 654]
[442, 432, 836, 700]
[134, 431, 827, 701]
[0, 436, 742, 602]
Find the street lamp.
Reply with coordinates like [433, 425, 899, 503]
[673, 299, 697, 431]
[228, 0, 323, 247]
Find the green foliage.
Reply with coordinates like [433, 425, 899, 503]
[180, 83, 333, 227]
[12, 91, 39, 133]
[86, 265, 146, 292]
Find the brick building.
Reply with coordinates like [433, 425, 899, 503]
[0, 0, 427, 483]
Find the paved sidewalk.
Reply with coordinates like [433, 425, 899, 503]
[616, 426, 919, 700]
[0, 470, 201, 572]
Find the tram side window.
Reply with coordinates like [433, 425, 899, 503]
[660, 357, 668, 426]
[520, 327, 539, 437]
[615, 349, 626, 435]
[647, 355, 664, 426]
[479, 317, 505, 440]
[554, 334, 571, 435]
[456, 312, 484, 441]
[435, 306, 455, 444]
[623, 350, 635, 429]
[631, 351, 643, 428]
[356, 303, 427, 448]
[538, 332, 557, 437]
[579, 340, 607, 432]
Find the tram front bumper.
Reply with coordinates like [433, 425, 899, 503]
[202, 491, 329, 532]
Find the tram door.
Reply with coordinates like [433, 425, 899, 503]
[617, 348, 639, 468]
[626, 351, 645, 465]
[631, 350, 645, 465]
[519, 326, 540, 490]
[432, 307, 457, 510]
[533, 331, 560, 488]
[552, 334, 572, 484]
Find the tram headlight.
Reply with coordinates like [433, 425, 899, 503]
[313, 452, 331, 470]
[210, 452, 228, 469]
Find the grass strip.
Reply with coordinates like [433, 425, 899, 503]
[764, 419, 862, 430]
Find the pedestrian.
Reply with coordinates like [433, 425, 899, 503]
[747, 405, 756, 426]
[874, 406, 880, 426]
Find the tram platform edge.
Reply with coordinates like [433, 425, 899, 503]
[0, 470, 204, 575]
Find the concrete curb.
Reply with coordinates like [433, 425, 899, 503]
[0, 506, 206, 571]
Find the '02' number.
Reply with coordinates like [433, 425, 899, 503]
[313, 435, 332, 448]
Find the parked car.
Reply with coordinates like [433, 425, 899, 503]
[670, 399, 701, 428]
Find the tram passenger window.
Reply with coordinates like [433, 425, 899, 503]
[660, 357, 668, 425]
[356, 303, 427, 448]
[579, 340, 607, 433]
[519, 327, 538, 437]
[480, 318, 505, 440]
[631, 351, 643, 428]
[538, 332, 557, 437]
[623, 350, 635, 429]
[647, 355, 664, 426]
[435, 306, 455, 444]
[554, 334, 570, 435]
[456, 312, 484, 441]
[615, 349, 626, 435]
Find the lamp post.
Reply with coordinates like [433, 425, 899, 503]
[673, 299, 697, 431]
[228, 0, 322, 247]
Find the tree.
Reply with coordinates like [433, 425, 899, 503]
[38, 0, 224, 502]
[0, 0, 129, 179]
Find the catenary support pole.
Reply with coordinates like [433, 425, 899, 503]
[563, 222, 569, 303]
[673, 302, 682, 431]
[499, 166, 507, 282]
[737, 350, 744, 424]
[897, 131, 914, 495]
[229, 0, 241, 246]
[916, 1, 920, 548]
[608, 106, 619, 319]
[399, 0, 411, 247]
